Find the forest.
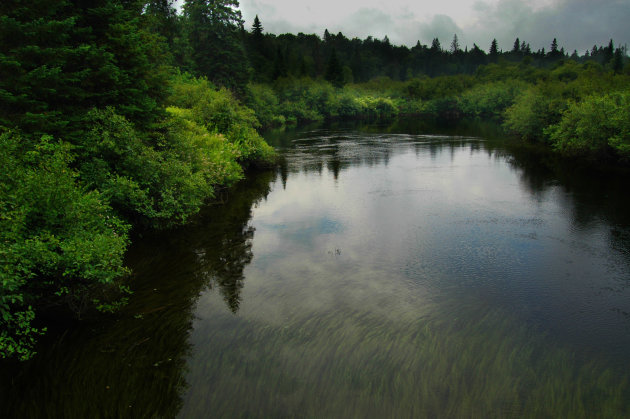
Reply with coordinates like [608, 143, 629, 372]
[0, 0, 628, 360]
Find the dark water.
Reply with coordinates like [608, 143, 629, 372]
[2, 120, 630, 418]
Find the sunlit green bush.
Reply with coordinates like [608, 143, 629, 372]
[547, 91, 630, 160]
[168, 73, 275, 164]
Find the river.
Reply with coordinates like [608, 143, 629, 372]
[2, 120, 630, 418]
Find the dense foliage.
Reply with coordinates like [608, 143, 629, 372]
[0, 0, 274, 359]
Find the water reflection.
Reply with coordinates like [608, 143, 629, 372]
[0, 170, 276, 418]
[2, 119, 630, 418]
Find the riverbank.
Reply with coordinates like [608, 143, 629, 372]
[247, 60, 630, 165]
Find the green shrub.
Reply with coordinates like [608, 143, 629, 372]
[0, 132, 129, 360]
[78, 108, 213, 228]
[503, 86, 564, 143]
[167, 73, 275, 164]
[458, 81, 527, 119]
[547, 91, 630, 160]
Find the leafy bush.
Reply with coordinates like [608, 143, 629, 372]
[404, 75, 475, 100]
[167, 73, 275, 164]
[1, 132, 129, 360]
[458, 81, 527, 119]
[547, 91, 630, 159]
[503, 86, 564, 143]
[245, 83, 285, 128]
[78, 108, 214, 228]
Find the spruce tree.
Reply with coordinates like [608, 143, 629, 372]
[143, 0, 178, 48]
[450, 34, 460, 54]
[513, 38, 520, 53]
[0, 0, 169, 139]
[431, 38, 442, 52]
[489, 39, 498, 56]
[325, 48, 344, 88]
[183, 0, 251, 91]
[612, 48, 624, 74]
[604, 39, 615, 64]
[252, 15, 263, 41]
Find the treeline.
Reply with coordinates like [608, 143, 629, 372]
[138, 4, 630, 88]
[0, 0, 273, 360]
[243, 20, 627, 84]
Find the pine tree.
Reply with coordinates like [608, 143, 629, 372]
[450, 34, 460, 54]
[325, 47, 344, 88]
[183, 0, 251, 90]
[431, 38, 442, 52]
[513, 38, 520, 53]
[0, 0, 169, 139]
[612, 48, 624, 74]
[252, 14, 263, 41]
[489, 39, 498, 56]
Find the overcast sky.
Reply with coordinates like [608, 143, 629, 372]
[236, 0, 629, 54]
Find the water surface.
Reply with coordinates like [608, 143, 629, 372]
[2, 121, 630, 418]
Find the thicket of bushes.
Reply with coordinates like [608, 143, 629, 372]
[246, 60, 630, 163]
[0, 74, 274, 360]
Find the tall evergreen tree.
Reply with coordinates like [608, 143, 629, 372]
[0, 0, 169, 139]
[252, 14, 263, 41]
[612, 48, 624, 74]
[489, 39, 498, 56]
[431, 38, 442, 52]
[143, 0, 178, 48]
[604, 39, 615, 64]
[325, 47, 344, 88]
[512, 38, 520, 53]
[182, 0, 250, 90]
[450, 34, 460, 54]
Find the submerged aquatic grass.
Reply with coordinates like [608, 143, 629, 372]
[180, 295, 628, 418]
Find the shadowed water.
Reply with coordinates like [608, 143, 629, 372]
[2, 120, 630, 418]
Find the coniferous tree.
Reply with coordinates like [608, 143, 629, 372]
[325, 47, 344, 88]
[183, 0, 250, 91]
[604, 39, 615, 64]
[431, 38, 442, 52]
[252, 14, 263, 40]
[450, 34, 460, 54]
[489, 39, 498, 56]
[612, 48, 624, 74]
[143, 0, 178, 48]
[512, 38, 520, 53]
[0, 0, 169, 139]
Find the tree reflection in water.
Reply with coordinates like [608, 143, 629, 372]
[0, 169, 276, 419]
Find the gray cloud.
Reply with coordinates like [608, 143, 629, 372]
[416, 15, 463, 46]
[468, 0, 630, 52]
[238, 0, 628, 53]
[338, 8, 396, 41]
